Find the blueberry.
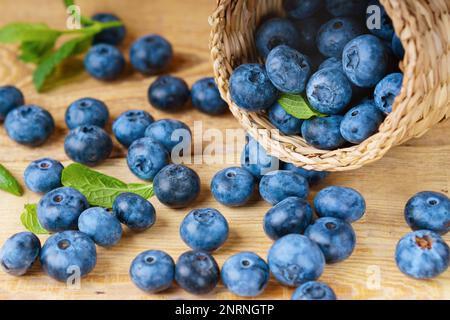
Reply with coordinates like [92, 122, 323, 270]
[113, 192, 156, 231]
[211, 167, 255, 207]
[404, 191, 450, 235]
[318, 57, 343, 71]
[268, 102, 303, 135]
[91, 13, 126, 46]
[374, 73, 403, 114]
[144, 119, 191, 154]
[65, 97, 109, 130]
[325, 0, 369, 17]
[127, 137, 169, 181]
[301, 115, 346, 150]
[259, 170, 309, 205]
[148, 75, 190, 112]
[24, 158, 64, 193]
[84, 44, 125, 80]
[283, 0, 323, 20]
[263, 197, 313, 240]
[0, 85, 24, 121]
[40, 231, 97, 282]
[391, 34, 404, 60]
[229, 64, 278, 112]
[291, 281, 337, 300]
[317, 17, 364, 58]
[395, 230, 449, 279]
[340, 101, 385, 144]
[314, 186, 366, 222]
[240, 136, 280, 179]
[130, 250, 175, 293]
[292, 14, 329, 55]
[0, 232, 40, 276]
[64, 125, 113, 166]
[37, 187, 89, 232]
[342, 34, 389, 88]
[130, 34, 173, 75]
[306, 68, 352, 115]
[180, 208, 229, 252]
[175, 250, 220, 295]
[255, 18, 301, 58]
[266, 45, 311, 94]
[221, 252, 270, 297]
[153, 164, 200, 208]
[78, 207, 122, 247]
[267, 234, 325, 286]
[305, 217, 356, 263]
[191, 77, 227, 115]
[282, 162, 329, 185]
[113, 109, 154, 148]
[366, 0, 394, 41]
[5, 105, 54, 146]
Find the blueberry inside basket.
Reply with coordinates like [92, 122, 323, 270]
[209, 0, 450, 171]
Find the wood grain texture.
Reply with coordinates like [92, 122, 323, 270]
[0, 0, 449, 300]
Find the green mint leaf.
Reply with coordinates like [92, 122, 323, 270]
[20, 204, 49, 234]
[61, 163, 154, 208]
[19, 38, 57, 63]
[0, 23, 61, 43]
[278, 93, 327, 120]
[0, 164, 23, 196]
[63, 0, 75, 6]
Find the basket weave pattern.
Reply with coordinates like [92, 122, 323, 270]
[209, 0, 450, 171]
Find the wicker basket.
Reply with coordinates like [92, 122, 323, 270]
[209, 0, 450, 171]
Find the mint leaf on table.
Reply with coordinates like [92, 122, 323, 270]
[0, 164, 23, 196]
[61, 163, 154, 208]
[20, 204, 49, 234]
[278, 93, 327, 120]
[0, 23, 61, 43]
[19, 38, 58, 63]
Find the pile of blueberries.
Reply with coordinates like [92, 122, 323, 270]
[230, 0, 405, 150]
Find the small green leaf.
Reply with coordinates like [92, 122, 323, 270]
[63, 0, 75, 6]
[0, 164, 23, 196]
[20, 204, 49, 234]
[278, 93, 327, 120]
[19, 38, 57, 63]
[0, 23, 61, 43]
[61, 163, 154, 208]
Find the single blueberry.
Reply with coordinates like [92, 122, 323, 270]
[180, 208, 229, 252]
[40, 231, 97, 282]
[374, 72, 403, 114]
[306, 68, 352, 115]
[291, 281, 337, 300]
[366, 0, 394, 41]
[127, 137, 169, 181]
[78, 207, 123, 247]
[130, 34, 173, 75]
[266, 45, 311, 94]
[65, 97, 109, 130]
[130, 250, 175, 293]
[267, 234, 325, 287]
[175, 250, 220, 295]
[153, 164, 201, 208]
[301, 115, 346, 150]
[255, 18, 301, 58]
[340, 101, 385, 144]
[283, 0, 323, 20]
[240, 136, 280, 180]
[84, 44, 125, 80]
[259, 170, 309, 205]
[5, 105, 54, 146]
[148, 75, 190, 112]
[404, 191, 450, 235]
[221, 252, 270, 297]
[263, 197, 313, 240]
[0, 232, 40, 276]
[318, 57, 343, 71]
[391, 34, 404, 60]
[268, 102, 303, 135]
[325, 0, 369, 17]
[229, 64, 278, 112]
[113, 192, 156, 232]
[113, 109, 154, 148]
[191, 77, 227, 115]
[24, 158, 64, 193]
[211, 167, 255, 207]
[37, 187, 89, 232]
[314, 186, 366, 222]
[91, 13, 126, 46]
[0, 85, 24, 121]
[282, 162, 329, 185]
[144, 119, 191, 154]
[291, 15, 327, 55]
[305, 217, 356, 263]
[395, 230, 449, 279]
[342, 34, 389, 88]
[64, 125, 113, 166]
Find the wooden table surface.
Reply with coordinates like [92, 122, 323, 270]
[0, 0, 449, 300]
